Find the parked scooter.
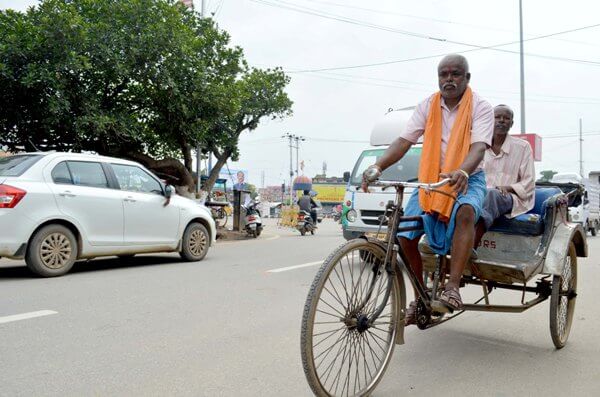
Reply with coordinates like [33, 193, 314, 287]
[296, 210, 316, 236]
[244, 199, 263, 238]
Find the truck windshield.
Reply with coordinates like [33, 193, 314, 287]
[350, 147, 422, 186]
[0, 154, 43, 177]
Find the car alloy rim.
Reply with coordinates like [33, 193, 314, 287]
[189, 229, 207, 256]
[40, 233, 72, 269]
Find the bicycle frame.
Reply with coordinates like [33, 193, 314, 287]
[355, 181, 448, 329]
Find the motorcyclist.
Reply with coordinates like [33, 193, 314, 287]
[298, 190, 318, 226]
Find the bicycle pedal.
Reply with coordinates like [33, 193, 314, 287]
[430, 299, 451, 314]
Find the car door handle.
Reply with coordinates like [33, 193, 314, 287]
[59, 191, 76, 198]
[124, 196, 137, 202]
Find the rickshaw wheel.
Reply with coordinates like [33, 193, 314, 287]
[549, 242, 577, 349]
[301, 239, 400, 397]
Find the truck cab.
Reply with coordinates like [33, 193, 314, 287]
[342, 108, 421, 240]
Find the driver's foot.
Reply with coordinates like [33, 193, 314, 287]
[405, 301, 417, 326]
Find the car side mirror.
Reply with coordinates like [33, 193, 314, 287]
[343, 171, 350, 183]
[165, 185, 174, 199]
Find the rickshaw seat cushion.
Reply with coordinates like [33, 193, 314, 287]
[489, 187, 562, 235]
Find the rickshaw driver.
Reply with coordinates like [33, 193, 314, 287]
[362, 54, 494, 323]
[474, 104, 536, 248]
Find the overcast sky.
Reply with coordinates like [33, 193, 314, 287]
[3, 0, 600, 187]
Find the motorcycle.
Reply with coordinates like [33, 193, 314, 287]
[244, 199, 263, 238]
[296, 210, 315, 236]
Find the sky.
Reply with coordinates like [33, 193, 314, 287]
[2, 0, 600, 187]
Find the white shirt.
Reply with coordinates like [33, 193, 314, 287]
[400, 91, 494, 171]
[483, 135, 536, 218]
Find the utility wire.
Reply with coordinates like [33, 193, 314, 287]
[249, 0, 600, 71]
[299, 0, 600, 48]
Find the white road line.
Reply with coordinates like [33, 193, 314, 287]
[0, 310, 58, 325]
[267, 261, 323, 273]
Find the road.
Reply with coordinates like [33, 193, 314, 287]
[1, 218, 599, 396]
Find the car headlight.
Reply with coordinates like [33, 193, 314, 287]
[572, 214, 579, 221]
[347, 209, 357, 222]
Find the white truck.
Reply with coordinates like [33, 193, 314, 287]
[550, 172, 600, 236]
[342, 108, 421, 240]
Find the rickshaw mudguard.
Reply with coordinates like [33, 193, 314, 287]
[361, 236, 406, 345]
[543, 222, 587, 275]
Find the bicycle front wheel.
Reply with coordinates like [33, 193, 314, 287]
[301, 239, 400, 397]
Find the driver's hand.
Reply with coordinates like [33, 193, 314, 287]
[439, 170, 468, 195]
[361, 165, 382, 192]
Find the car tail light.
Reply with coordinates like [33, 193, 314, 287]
[0, 184, 27, 208]
[297, 214, 305, 220]
[248, 215, 256, 221]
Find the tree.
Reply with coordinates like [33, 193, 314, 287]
[201, 67, 293, 194]
[538, 170, 558, 182]
[0, 0, 292, 195]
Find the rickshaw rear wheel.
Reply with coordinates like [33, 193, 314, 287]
[301, 239, 400, 397]
[549, 242, 577, 349]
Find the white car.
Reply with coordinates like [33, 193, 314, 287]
[0, 152, 216, 277]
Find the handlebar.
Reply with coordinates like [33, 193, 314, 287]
[372, 178, 451, 191]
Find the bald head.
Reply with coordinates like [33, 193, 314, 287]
[494, 104, 514, 136]
[438, 54, 469, 73]
[437, 54, 471, 103]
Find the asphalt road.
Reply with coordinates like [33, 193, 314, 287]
[1, 218, 599, 396]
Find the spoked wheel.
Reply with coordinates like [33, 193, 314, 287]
[301, 239, 400, 397]
[549, 242, 577, 349]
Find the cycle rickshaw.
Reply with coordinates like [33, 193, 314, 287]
[301, 178, 586, 397]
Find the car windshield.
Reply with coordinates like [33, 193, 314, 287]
[0, 154, 44, 177]
[349, 147, 422, 186]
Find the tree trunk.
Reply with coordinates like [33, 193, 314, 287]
[201, 151, 229, 195]
[123, 151, 196, 196]
[181, 142, 193, 173]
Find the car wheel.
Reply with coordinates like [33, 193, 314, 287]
[180, 223, 210, 262]
[26, 224, 78, 277]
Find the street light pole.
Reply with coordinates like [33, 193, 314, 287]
[282, 133, 294, 206]
[519, 0, 526, 133]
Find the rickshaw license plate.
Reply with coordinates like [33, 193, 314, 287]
[365, 232, 386, 240]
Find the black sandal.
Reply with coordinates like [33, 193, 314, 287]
[405, 301, 418, 326]
[438, 286, 463, 312]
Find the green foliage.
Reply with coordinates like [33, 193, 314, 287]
[0, 0, 292, 190]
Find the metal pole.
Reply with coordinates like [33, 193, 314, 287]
[289, 135, 294, 206]
[195, 0, 205, 195]
[580, 118, 584, 176]
[519, 0, 526, 133]
[295, 137, 299, 178]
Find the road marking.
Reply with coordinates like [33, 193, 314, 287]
[0, 310, 58, 325]
[267, 261, 323, 273]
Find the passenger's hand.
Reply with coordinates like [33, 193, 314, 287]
[439, 170, 469, 195]
[497, 186, 512, 195]
[361, 165, 382, 192]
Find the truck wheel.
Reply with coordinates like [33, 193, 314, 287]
[180, 223, 210, 262]
[592, 227, 597, 237]
[26, 224, 78, 277]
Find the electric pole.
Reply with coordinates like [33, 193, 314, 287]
[580, 118, 584, 177]
[519, 0, 526, 133]
[293, 135, 306, 178]
[282, 133, 294, 206]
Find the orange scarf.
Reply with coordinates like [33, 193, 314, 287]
[418, 87, 473, 222]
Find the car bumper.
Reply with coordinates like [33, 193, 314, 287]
[0, 210, 36, 258]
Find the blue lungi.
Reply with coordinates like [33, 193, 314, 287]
[397, 171, 487, 255]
